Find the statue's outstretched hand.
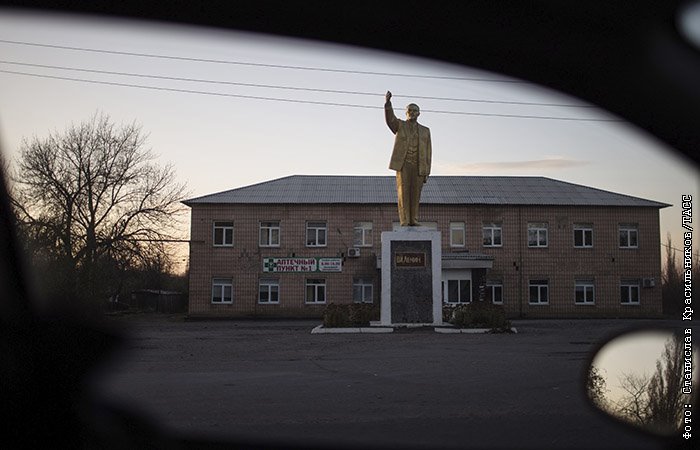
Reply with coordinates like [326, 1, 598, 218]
[385, 91, 392, 102]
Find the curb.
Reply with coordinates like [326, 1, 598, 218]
[435, 327, 518, 334]
[311, 325, 517, 334]
[311, 325, 394, 334]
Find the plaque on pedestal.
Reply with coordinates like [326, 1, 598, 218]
[380, 227, 442, 326]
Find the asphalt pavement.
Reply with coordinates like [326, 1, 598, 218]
[90, 316, 691, 449]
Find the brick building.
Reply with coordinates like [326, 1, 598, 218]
[183, 175, 669, 319]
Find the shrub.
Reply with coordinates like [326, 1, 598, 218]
[442, 303, 457, 323]
[323, 303, 379, 327]
[446, 302, 511, 332]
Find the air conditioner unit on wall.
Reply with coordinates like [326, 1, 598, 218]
[347, 247, 361, 258]
[643, 278, 656, 288]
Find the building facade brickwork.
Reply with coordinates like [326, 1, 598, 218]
[186, 185, 664, 319]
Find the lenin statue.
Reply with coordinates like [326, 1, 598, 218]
[384, 90, 432, 226]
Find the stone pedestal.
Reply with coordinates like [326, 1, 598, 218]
[380, 228, 442, 325]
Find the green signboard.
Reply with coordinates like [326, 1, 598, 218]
[262, 257, 342, 273]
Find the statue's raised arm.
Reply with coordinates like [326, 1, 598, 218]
[384, 90, 399, 134]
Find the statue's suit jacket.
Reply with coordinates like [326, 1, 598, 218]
[385, 106, 432, 177]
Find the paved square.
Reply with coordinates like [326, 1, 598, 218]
[93, 317, 687, 449]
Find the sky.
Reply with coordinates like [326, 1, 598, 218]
[592, 331, 671, 404]
[0, 9, 698, 272]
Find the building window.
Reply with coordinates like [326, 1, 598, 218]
[306, 279, 326, 304]
[575, 279, 595, 305]
[487, 281, 503, 304]
[306, 221, 327, 247]
[259, 279, 279, 304]
[353, 222, 373, 247]
[620, 280, 640, 304]
[260, 221, 281, 247]
[213, 221, 233, 247]
[573, 224, 593, 248]
[450, 222, 466, 247]
[619, 224, 639, 248]
[529, 279, 549, 304]
[444, 279, 471, 304]
[353, 278, 374, 303]
[528, 223, 548, 247]
[483, 223, 503, 247]
[211, 278, 233, 304]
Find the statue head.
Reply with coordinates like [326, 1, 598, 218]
[405, 103, 420, 122]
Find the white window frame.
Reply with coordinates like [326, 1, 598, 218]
[306, 221, 327, 247]
[619, 224, 639, 248]
[259, 221, 281, 247]
[353, 222, 373, 247]
[211, 278, 233, 304]
[443, 279, 472, 304]
[575, 280, 595, 305]
[213, 221, 234, 247]
[353, 278, 374, 303]
[573, 224, 593, 248]
[487, 281, 504, 304]
[528, 223, 548, 248]
[449, 222, 466, 248]
[258, 279, 280, 304]
[305, 279, 327, 304]
[483, 222, 503, 247]
[620, 280, 641, 305]
[529, 279, 549, 304]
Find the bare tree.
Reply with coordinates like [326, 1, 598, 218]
[586, 365, 608, 409]
[614, 372, 652, 427]
[661, 233, 683, 316]
[646, 334, 689, 434]
[10, 113, 187, 306]
[609, 334, 692, 435]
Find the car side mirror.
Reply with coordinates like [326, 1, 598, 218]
[585, 328, 698, 439]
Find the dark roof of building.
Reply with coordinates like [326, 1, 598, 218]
[182, 175, 670, 208]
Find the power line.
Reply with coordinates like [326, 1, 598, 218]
[661, 242, 693, 254]
[0, 60, 595, 108]
[0, 38, 522, 83]
[0, 68, 380, 109]
[0, 69, 621, 122]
